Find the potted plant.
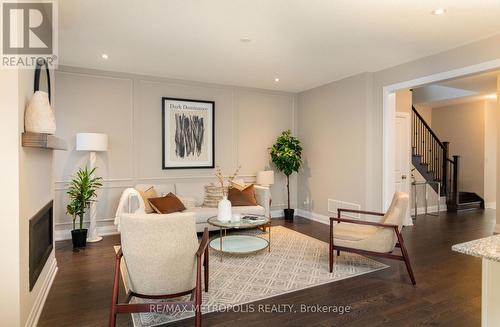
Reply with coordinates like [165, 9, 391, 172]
[270, 130, 302, 220]
[66, 167, 103, 248]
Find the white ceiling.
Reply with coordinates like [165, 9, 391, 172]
[59, 0, 500, 92]
[413, 69, 499, 106]
[439, 70, 499, 94]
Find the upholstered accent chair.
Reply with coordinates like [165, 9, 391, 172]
[109, 212, 209, 327]
[329, 192, 416, 285]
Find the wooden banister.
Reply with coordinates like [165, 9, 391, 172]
[412, 106, 444, 148]
[411, 106, 461, 211]
[412, 106, 449, 196]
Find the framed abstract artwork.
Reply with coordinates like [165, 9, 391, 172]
[162, 97, 215, 169]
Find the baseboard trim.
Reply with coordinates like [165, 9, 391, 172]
[296, 208, 416, 227]
[485, 202, 496, 209]
[295, 209, 330, 225]
[55, 224, 119, 241]
[25, 256, 58, 327]
[271, 209, 284, 218]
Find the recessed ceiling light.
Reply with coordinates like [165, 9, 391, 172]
[432, 8, 446, 15]
[274, 78, 280, 82]
[101, 54, 109, 59]
[240, 37, 251, 43]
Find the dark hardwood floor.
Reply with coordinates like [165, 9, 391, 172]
[39, 210, 496, 327]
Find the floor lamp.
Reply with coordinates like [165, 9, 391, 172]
[76, 133, 108, 242]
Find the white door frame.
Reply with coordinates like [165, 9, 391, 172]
[382, 58, 500, 210]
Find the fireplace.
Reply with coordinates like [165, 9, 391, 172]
[29, 200, 53, 291]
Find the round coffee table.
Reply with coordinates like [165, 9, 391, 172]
[207, 215, 271, 261]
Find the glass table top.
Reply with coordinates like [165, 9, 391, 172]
[209, 235, 269, 254]
[207, 215, 270, 229]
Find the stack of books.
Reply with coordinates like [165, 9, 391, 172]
[241, 215, 267, 224]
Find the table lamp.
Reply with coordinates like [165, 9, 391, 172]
[257, 170, 275, 187]
[76, 133, 108, 242]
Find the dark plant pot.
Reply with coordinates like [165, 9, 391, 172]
[71, 229, 88, 248]
[284, 209, 295, 220]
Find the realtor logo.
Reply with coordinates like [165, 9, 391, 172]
[1, 0, 58, 68]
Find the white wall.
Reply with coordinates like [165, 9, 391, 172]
[497, 75, 500, 231]
[485, 99, 497, 207]
[18, 69, 57, 327]
[53, 66, 297, 238]
[0, 68, 57, 326]
[296, 73, 371, 220]
[432, 101, 486, 198]
[0, 69, 22, 326]
[414, 104, 432, 126]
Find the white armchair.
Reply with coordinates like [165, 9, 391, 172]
[329, 192, 415, 285]
[109, 212, 209, 326]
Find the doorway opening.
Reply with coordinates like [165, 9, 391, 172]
[382, 59, 500, 222]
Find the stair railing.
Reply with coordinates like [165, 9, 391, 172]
[411, 107, 460, 206]
[412, 107, 447, 194]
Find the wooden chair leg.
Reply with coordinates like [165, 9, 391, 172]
[329, 219, 334, 273]
[337, 250, 340, 256]
[109, 256, 121, 327]
[395, 229, 416, 285]
[195, 256, 202, 327]
[204, 247, 209, 292]
[109, 304, 117, 327]
[195, 309, 202, 327]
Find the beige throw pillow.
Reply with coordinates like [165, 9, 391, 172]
[138, 186, 157, 214]
[203, 184, 228, 208]
[178, 196, 197, 209]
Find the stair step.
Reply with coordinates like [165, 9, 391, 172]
[457, 202, 483, 211]
[447, 191, 485, 212]
[411, 154, 442, 194]
[459, 192, 484, 204]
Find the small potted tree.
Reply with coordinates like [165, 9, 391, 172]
[66, 167, 103, 249]
[270, 130, 302, 220]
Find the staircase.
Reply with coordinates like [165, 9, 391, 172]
[411, 106, 484, 212]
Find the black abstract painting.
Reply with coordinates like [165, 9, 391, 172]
[162, 97, 215, 169]
[174, 113, 204, 158]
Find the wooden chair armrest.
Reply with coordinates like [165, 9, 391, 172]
[337, 208, 385, 217]
[115, 247, 123, 259]
[330, 216, 398, 229]
[196, 228, 209, 257]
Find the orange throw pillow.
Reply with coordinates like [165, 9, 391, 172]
[148, 193, 186, 214]
[228, 184, 257, 206]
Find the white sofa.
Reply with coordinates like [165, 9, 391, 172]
[116, 182, 271, 232]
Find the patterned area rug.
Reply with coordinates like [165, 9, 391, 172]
[115, 226, 387, 327]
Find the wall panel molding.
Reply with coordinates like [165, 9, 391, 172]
[54, 66, 297, 234]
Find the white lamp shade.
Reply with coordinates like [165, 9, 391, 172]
[257, 170, 274, 186]
[76, 133, 108, 152]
